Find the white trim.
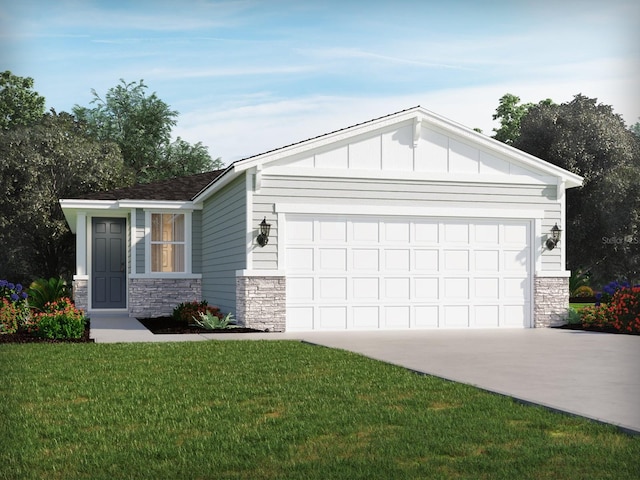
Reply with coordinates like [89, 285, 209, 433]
[73, 274, 89, 281]
[534, 218, 543, 272]
[130, 208, 137, 275]
[76, 213, 87, 276]
[535, 270, 571, 278]
[129, 273, 202, 279]
[264, 166, 557, 186]
[145, 211, 193, 274]
[235, 269, 286, 277]
[277, 211, 286, 270]
[246, 172, 254, 270]
[60, 199, 200, 210]
[275, 202, 543, 219]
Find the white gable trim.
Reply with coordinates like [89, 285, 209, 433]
[192, 106, 583, 204]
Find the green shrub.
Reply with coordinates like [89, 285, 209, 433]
[27, 277, 70, 312]
[566, 307, 582, 325]
[192, 311, 236, 330]
[32, 297, 86, 339]
[172, 301, 222, 324]
[572, 285, 594, 298]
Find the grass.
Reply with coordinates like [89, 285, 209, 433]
[1, 341, 638, 480]
[569, 303, 596, 311]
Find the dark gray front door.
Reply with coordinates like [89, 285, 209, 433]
[92, 218, 126, 309]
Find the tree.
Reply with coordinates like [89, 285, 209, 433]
[0, 111, 129, 283]
[492, 93, 554, 145]
[74, 79, 221, 183]
[514, 94, 640, 284]
[0, 71, 46, 130]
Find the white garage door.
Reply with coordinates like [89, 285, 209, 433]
[285, 215, 532, 331]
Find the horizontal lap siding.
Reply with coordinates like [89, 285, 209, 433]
[135, 209, 145, 275]
[253, 175, 562, 270]
[201, 175, 247, 314]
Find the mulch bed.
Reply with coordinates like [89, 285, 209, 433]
[0, 322, 94, 344]
[137, 316, 266, 334]
[554, 323, 639, 335]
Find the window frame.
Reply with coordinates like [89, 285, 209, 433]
[144, 210, 193, 276]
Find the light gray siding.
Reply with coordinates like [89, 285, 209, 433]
[253, 174, 562, 270]
[201, 174, 247, 314]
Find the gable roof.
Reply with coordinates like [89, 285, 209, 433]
[193, 106, 583, 204]
[72, 170, 224, 201]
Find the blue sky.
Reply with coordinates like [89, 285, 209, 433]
[2, 0, 638, 164]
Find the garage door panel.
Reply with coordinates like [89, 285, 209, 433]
[415, 221, 439, 243]
[286, 215, 531, 331]
[384, 277, 410, 299]
[318, 220, 346, 242]
[475, 278, 499, 299]
[384, 306, 410, 328]
[319, 248, 347, 271]
[353, 306, 379, 329]
[352, 249, 379, 271]
[475, 224, 499, 243]
[474, 305, 500, 327]
[352, 221, 379, 242]
[443, 305, 469, 327]
[318, 306, 347, 329]
[444, 223, 469, 243]
[415, 278, 439, 299]
[414, 249, 439, 271]
[383, 222, 410, 242]
[504, 305, 527, 327]
[444, 278, 469, 299]
[353, 277, 379, 300]
[288, 307, 314, 330]
[287, 248, 314, 271]
[414, 305, 439, 327]
[287, 277, 313, 301]
[444, 250, 469, 271]
[384, 249, 410, 271]
[318, 278, 347, 300]
[474, 250, 499, 271]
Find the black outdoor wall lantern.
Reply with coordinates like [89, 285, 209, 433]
[545, 223, 562, 250]
[257, 217, 271, 247]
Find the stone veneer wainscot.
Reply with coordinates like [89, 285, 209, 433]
[236, 275, 286, 332]
[534, 275, 570, 327]
[129, 278, 202, 318]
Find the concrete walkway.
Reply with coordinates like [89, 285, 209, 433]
[90, 313, 640, 434]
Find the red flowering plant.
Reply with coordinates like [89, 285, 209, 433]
[580, 286, 640, 334]
[171, 300, 223, 325]
[30, 297, 86, 339]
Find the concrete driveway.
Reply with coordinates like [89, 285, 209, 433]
[90, 314, 639, 434]
[290, 328, 640, 435]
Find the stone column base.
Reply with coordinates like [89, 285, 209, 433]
[236, 276, 286, 332]
[534, 274, 570, 327]
[72, 278, 88, 313]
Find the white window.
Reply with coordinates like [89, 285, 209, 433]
[151, 213, 185, 272]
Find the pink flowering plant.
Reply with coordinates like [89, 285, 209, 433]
[30, 297, 86, 339]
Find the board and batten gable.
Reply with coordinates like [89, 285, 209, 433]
[200, 173, 247, 314]
[250, 118, 566, 272]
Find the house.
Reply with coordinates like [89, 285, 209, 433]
[60, 106, 583, 331]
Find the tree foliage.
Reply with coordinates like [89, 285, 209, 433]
[513, 94, 640, 283]
[74, 79, 221, 183]
[0, 111, 129, 282]
[0, 71, 46, 130]
[491, 93, 554, 145]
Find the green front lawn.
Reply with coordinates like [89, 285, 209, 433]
[1, 342, 638, 479]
